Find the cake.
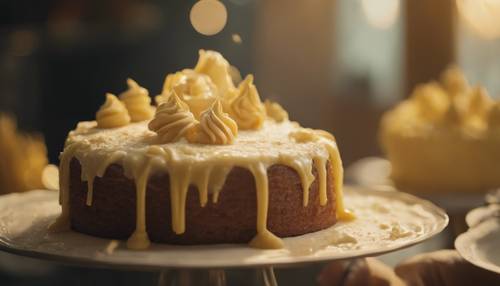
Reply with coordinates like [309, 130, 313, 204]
[51, 50, 352, 250]
[380, 66, 500, 193]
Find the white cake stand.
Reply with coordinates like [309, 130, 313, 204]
[0, 186, 448, 285]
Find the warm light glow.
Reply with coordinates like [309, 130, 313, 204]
[457, 0, 500, 39]
[190, 0, 227, 36]
[361, 0, 400, 29]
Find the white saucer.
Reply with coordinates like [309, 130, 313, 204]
[455, 218, 500, 274]
[0, 187, 447, 269]
[345, 157, 485, 212]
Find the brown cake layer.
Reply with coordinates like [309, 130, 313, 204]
[69, 158, 337, 244]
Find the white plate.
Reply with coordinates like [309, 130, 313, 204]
[455, 219, 500, 274]
[0, 187, 448, 269]
[345, 157, 485, 212]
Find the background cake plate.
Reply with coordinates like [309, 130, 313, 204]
[0, 186, 448, 270]
[455, 208, 500, 274]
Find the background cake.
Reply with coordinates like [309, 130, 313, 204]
[52, 50, 351, 250]
[380, 67, 500, 193]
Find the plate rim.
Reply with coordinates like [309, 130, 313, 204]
[455, 219, 500, 274]
[0, 187, 449, 270]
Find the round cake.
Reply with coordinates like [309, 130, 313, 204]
[380, 66, 500, 193]
[51, 51, 352, 250]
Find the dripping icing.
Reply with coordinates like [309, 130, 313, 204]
[54, 120, 351, 249]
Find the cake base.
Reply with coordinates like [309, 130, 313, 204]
[69, 159, 337, 244]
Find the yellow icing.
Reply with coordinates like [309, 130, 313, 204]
[264, 99, 289, 122]
[119, 78, 154, 122]
[194, 49, 235, 94]
[229, 75, 266, 130]
[380, 66, 500, 193]
[157, 70, 218, 119]
[55, 119, 348, 249]
[54, 51, 349, 250]
[96, 93, 131, 129]
[148, 92, 198, 143]
[191, 100, 238, 145]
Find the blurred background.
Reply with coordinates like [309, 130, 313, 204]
[1, 0, 500, 164]
[0, 0, 500, 285]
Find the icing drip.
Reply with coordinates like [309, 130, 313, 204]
[194, 49, 235, 93]
[148, 92, 198, 143]
[50, 143, 81, 231]
[56, 121, 348, 250]
[79, 151, 126, 206]
[289, 128, 353, 220]
[264, 99, 289, 122]
[248, 163, 284, 249]
[96, 93, 131, 129]
[229, 75, 266, 130]
[192, 100, 238, 145]
[119, 78, 154, 122]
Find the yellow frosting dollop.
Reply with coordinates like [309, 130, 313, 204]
[264, 99, 289, 122]
[148, 92, 198, 143]
[157, 70, 218, 119]
[96, 93, 131, 129]
[441, 65, 469, 96]
[411, 82, 448, 121]
[228, 75, 266, 130]
[488, 102, 500, 128]
[191, 99, 238, 145]
[194, 50, 235, 94]
[119, 78, 154, 122]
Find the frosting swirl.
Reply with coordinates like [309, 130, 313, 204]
[120, 78, 154, 122]
[156, 70, 218, 119]
[96, 93, 131, 129]
[148, 92, 198, 143]
[194, 50, 235, 93]
[264, 99, 289, 122]
[193, 99, 238, 145]
[229, 75, 266, 130]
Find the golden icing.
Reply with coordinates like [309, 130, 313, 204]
[194, 49, 235, 94]
[380, 66, 500, 193]
[157, 70, 218, 119]
[96, 93, 131, 129]
[148, 92, 198, 143]
[191, 100, 238, 145]
[55, 51, 349, 250]
[55, 119, 348, 249]
[264, 99, 289, 122]
[228, 75, 266, 130]
[119, 78, 154, 122]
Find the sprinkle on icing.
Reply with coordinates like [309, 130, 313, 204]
[192, 99, 238, 145]
[96, 93, 131, 129]
[148, 91, 198, 143]
[119, 78, 154, 122]
[264, 99, 289, 122]
[229, 75, 266, 130]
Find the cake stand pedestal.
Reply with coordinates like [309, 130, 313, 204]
[0, 187, 448, 286]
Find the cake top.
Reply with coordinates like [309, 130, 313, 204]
[381, 66, 500, 139]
